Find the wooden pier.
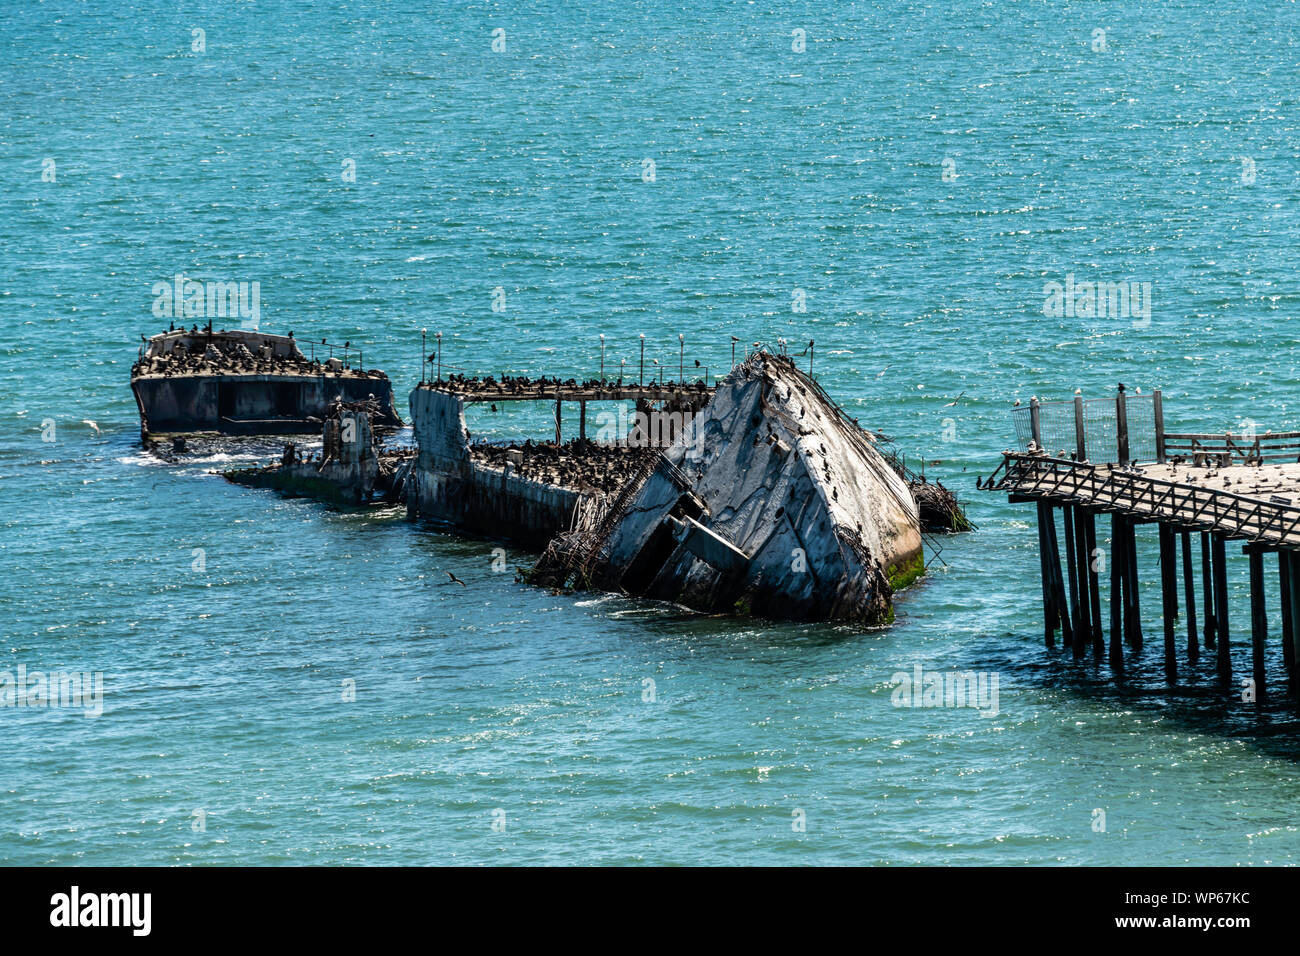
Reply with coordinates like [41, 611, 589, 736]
[981, 387, 1300, 708]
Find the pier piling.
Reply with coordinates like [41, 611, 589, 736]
[1084, 511, 1104, 655]
[1045, 507, 1074, 648]
[1213, 533, 1230, 684]
[1064, 506, 1084, 657]
[1249, 548, 1267, 699]
[1281, 552, 1295, 691]
[1109, 515, 1125, 669]
[1036, 502, 1057, 647]
[1116, 388, 1130, 465]
[1288, 558, 1300, 713]
[1123, 517, 1142, 649]
[1159, 523, 1178, 680]
[1202, 531, 1217, 650]
[1181, 530, 1199, 663]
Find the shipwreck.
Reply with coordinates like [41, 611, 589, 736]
[525, 353, 934, 623]
[130, 328, 402, 440]
[223, 345, 968, 624]
[400, 350, 966, 624]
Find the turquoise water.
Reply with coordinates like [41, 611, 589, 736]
[5, 0, 1300, 865]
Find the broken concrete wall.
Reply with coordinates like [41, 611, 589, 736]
[227, 402, 382, 504]
[406, 386, 581, 548]
[410, 387, 471, 469]
[133, 376, 220, 433]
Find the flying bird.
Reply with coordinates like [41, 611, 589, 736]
[445, 571, 467, 587]
[876, 365, 893, 379]
[942, 391, 966, 407]
[81, 420, 101, 436]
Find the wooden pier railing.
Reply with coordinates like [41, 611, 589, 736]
[1012, 387, 1300, 468]
[1162, 431, 1300, 466]
[982, 453, 1300, 548]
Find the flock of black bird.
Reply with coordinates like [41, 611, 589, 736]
[469, 438, 654, 494]
[133, 332, 379, 379]
[429, 372, 711, 395]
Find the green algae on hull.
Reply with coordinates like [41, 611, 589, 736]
[887, 552, 925, 592]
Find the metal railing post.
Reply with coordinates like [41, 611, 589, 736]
[1116, 386, 1130, 465]
[1154, 388, 1165, 463]
[1074, 394, 1086, 462]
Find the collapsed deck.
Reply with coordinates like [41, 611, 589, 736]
[227, 397, 413, 505]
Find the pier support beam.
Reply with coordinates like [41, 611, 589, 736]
[579, 401, 587, 441]
[555, 399, 562, 445]
[1083, 510, 1104, 656]
[1185, 530, 1201, 665]
[1213, 533, 1230, 684]
[1249, 548, 1267, 701]
[1064, 507, 1085, 658]
[1123, 517, 1142, 649]
[1202, 532, 1217, 649]
[1045, 506, 1073, 649]
[1109, 514, 1125, 669]
[1288, 556, 1300, 713]
[1281, 552, 1295, 692]
[1159, 524, 1178, 680]
[1181, 531, 1199, 663]
[1036, 502, 1057, 647]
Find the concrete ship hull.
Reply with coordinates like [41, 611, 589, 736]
[222, 352, 964, 624]
[405, 385, 586, 548]
[132, 371, 400, 437]
[403, 354, 931, 624]
[544, 355, 924, 624]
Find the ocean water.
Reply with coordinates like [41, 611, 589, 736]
[4, 0, 1300, 865]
